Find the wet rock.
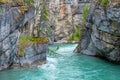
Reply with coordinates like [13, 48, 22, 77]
[76, 2, 120, 63]
[13, 43, 47, 68]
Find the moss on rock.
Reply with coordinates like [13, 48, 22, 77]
[18, 35, 49, 56]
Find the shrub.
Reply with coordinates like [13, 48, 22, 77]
[18, 35, 49, 56]
[96, 0, 109, 6]
[41, 2, 49, 22]
[101, 0, 109, 6]
[48, 44, 60, 55]
[0, 0, 9, 3]
[67, 25, 82, 41]
[23, 0, 35, 5]
[82, 5, 89, 23]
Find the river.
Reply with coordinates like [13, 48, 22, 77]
[0, 44, 120, 80]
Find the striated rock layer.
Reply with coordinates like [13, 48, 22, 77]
[0, 1, 48, 71]
[48, 0, 78, 42]
[14, 43, 48, 68]
[48, 0, 91, 43]
[75, 1, 120, 63]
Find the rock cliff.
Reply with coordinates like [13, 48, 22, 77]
[75, 1, 120, 63]
[0, 0, 48, 70]
[47, 0, 91, 43]
[48, 0, 78, 42]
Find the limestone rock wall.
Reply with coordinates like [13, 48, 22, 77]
[0, 0, 48, 70]
[47, 0, 91, 42]
[75, 0, 90, 24]
[14, 43, 48, 68]
[0, 2, 24, 70]
[75, 1, 120, 63]
[48, 0, 78, 41]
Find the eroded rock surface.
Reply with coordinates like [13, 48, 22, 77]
[14, 43, 47, 68]
[0, 1, 48, 70]
[48, 0, 77, 42]
[75, 1, 120, 63]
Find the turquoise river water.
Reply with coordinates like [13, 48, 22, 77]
[0, 44, 120, 80]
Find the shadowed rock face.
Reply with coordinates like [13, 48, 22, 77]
[0, 1, 47, 71]
[75, 2, 120, 63]
[0, 3, 23, 70]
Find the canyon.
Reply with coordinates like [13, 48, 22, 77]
[0, 0, 120, 71]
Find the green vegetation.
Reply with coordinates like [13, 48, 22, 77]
[101, 0, 109, 6]
[18, 35, 49, 56]
[48, 45, 60, 55]
[18, 35, 28, 43]
[82, 4, 89, 23]
[0, 0, 35, 5]
[97, 0, 109, 6]
[0, 0, 9, 3]
[67, 5, 89, 42]
[18, 35, 49, 45]
[18, 35, 30, 56]
[18, 6, 28, 13]
[23, 0, 35, 5]
[67, 4, 89, 41]
[67, 5, 89, 41]
[41, 2, 49, 22]
[34, 1, 50, 37]
[67, 25, 82, 41]
[0, 7, 2, 12]
[29, 36, 49, 43]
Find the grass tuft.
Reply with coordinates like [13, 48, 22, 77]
[18, 35, 49, 56]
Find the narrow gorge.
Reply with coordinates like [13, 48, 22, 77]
[0, 0, 120, 80]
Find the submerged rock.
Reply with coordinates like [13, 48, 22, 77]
[75, 1, 120, 63]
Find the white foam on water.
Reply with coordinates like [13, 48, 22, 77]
[47, 58, 57, 65]
[57, 44, 78, 53]
[37, 58, 58, 80]
[38, 58, 57, 71]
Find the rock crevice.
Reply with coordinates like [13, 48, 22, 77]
[0, 1, 48, 71]
[75, 1, 120, 63]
